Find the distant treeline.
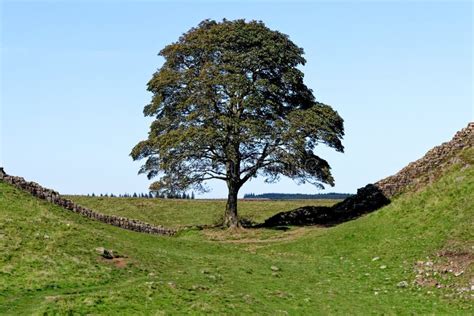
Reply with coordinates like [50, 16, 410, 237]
[243, 192, 352, 200]
[86, 192, 195, 199]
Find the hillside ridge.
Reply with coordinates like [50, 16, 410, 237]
[262, 122, 473, 227]
[376, 122, 473, 197]
[0, 169, 176, 236]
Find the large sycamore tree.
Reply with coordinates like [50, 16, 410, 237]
[132, 19, 344, 227]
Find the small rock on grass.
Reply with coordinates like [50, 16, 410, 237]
[95, 247, 121, 259]
[271, 266, 280, 271]
[397, 281, 409, 288]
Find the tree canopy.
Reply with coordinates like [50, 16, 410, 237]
[131, 19, 344, 227]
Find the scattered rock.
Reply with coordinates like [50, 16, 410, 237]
[413, 249, 473, 290]
[397, 281, 409, 288]
[95, 247, 122, 259]
[380, 265, 387, 269]
[270, 266, 280, 272]
[372, 257, 380, 261]
[102, 249, 115, 259]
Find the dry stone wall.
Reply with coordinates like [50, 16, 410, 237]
[262, 122, 473, 227]
[0, 168, 176, 236]
[375, 122, 474, 197]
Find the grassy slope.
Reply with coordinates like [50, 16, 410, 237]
[64, 197, 338, 227]
[0, 153, 472, 314]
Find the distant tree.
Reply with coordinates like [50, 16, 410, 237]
[131, 19, 344, 227]
[191, 191, 195, 200]
[242, 192, 352, 200]
[91, 193, 96, 197]
[133, 192, 138, 198]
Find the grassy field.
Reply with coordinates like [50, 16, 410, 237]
[64, 197, 338, 228]
[1, 151, 473, 314]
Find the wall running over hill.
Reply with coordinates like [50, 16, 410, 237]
[0, 169, 176, 236]
[375, 122, 474, 197]
[262, 122, 473, 227]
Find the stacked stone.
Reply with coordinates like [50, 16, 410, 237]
[375, 122, 473, 198]
[0, 168, 176, 236]
[261, 122, 473, 227]
[262, 184, 390, 227]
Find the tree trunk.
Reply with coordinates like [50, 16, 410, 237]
[224, 181, 240, 228]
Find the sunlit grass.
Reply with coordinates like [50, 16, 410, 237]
[1, 156, 472, 314]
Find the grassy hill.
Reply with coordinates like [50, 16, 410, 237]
[1, 149, 472, 314]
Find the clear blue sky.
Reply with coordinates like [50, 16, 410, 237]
[1, 1, 472, 198]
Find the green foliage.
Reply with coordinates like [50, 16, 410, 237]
[243, 192, 352, 200]
[1, 156, 472, 314]
[131, 19, 344, 199]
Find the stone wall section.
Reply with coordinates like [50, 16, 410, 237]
[0, 169, 176, 236]
[262, 122, 473, 227]
[375, 122, 473, 197]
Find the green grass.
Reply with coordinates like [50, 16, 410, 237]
[64, 197, 338, 228]
[0, 154, 472, 314]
